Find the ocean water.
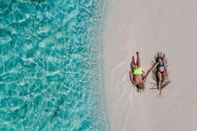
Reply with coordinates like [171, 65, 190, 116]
[0, 0, 108, 131]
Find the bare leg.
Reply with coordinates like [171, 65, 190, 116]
[136, 52, 141, 67]
[157, 71, 162, 95]
[161, 74, 165, 84]
[156, 72, 159, 89]
[161, 80, 171, 89]
[162, 71, 169, 83]
[132, 56, 136, 65]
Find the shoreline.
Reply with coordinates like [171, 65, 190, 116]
[88, 0, 110, 130]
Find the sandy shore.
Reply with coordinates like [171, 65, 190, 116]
[103, 0, 197, 131]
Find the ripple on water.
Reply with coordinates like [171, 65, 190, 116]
[0, 29, 12, 45]
[0, 0, 12, 14]
[0, 0, 108, 130]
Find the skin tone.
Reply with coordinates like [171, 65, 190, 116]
[156, 57, 170, 95]
[129, 52, 158, 90]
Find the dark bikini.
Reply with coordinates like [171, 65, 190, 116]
[158, 64, 166, 74]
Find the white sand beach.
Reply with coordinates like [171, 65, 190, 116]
[103, 0, 197, 131]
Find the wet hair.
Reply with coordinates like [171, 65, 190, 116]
[155, 56, 161, 63]
[136, 83, 145, 90]
[155, 52, 164, 63]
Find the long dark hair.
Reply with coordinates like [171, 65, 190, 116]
[152, 52, 167, 80]
[136, 83, 145, 92]
[154, 52, 165, 63]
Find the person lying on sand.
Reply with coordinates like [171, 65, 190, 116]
[129, 52, 158, 92]
[152, 52, 170, 95]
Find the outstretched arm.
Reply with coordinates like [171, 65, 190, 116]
[130, 56, 135, 70]
[143, 62, 158, 81]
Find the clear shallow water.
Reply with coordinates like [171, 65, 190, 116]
[0, 0, 108, 130]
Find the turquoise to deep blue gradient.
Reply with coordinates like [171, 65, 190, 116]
[0, 0, 108, 130]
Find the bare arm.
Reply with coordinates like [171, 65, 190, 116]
[129, 71, 136, 85]
[143, 62, 158, 81]
[164, 59, 168, 70]
[130, 61, 132, 69]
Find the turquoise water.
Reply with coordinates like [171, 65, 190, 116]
[0, 0, 108, 131]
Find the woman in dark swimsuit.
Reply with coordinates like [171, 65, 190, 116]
[153, 52, 170, 95]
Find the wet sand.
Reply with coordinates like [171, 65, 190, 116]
[103, 0, 197, 131]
